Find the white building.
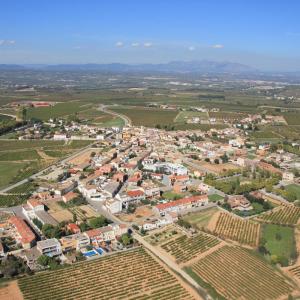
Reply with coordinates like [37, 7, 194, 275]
[37, 238, 62, 257]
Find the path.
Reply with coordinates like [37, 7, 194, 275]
[98, 105, 132, 126]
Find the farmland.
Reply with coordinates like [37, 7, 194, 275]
[18, 247, 197, 300]
[27, 101, 91, 121]
[187, 246, 294, 300]
[110, 106, 178, 127]
[182, 207, 220, 231]
[283, 113, 300, 125]
[262, 224, 296, 265]
[208, 111, 247, 121]
[285, 184, 300, 200]
[174, 111, 208, 123]
[0, 140, 91, 189]
[161, 233, 221, 264]
[213, 212, 260, 246]
[256, 205, 300, 225]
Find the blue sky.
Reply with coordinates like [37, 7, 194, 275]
[1, 1, 300, 70]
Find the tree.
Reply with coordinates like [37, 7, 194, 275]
[88, 216, 110, 229]
[0, 255, 29, 278]
[214, 159, 219, 164]
[120, 233, 133, 246]
[37, 255, 50, 267]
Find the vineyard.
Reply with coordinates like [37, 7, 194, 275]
[289, 265, 300, 280]
[161, 233, 220, 264]
[190, 246, 294, 300]
[18, 247, 196, 300]
[256, 205, 300, 226]
[213, 212, 260, 246]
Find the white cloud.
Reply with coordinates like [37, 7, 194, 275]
[211, 44, 224, 48]
[115, 41, 124, 47]
[0, 40, 15, 46]
[143, 42, 153, 48]
[131, 42, 140, 47]
[188, 46, 196, 51]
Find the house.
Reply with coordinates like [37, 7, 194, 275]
[154, 195, 208, 216]
[62, 191, 78, 203]
[227, 195, 252, 211]
[67, 223, 81, 234]
[37, 238, 62, 257]
[282, 172, 294, 182]
[104, 198, 122, 214]
[54, 180, 77, 196]
[60, 233, 90, 252]
[84, 225, 116, 246]
[258, 161, 282, 176]
[8, 216, 36, 249]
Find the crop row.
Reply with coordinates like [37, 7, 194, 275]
[289, 265, 300, 279]
[257, 205, 300, 226]
[18, 247, 195, 300]
[213, 212, 260, 246]
[191, 246, 293, 300]
[161, 233, 220, 264]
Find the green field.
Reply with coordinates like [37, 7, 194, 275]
[174, 111, 208, 123]
[0, 161, 28, 188]
[110, 107, 178, 127]
[182, 207, 219, 230]
[0, 140, 91, 189]
[285, 184, 300, 200]
[262, 224, 296, 265]
[27, 102, 91, 121]
[283, 113, 300, 125]
[208, 194, 224, 202]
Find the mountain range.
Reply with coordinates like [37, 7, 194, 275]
[0, 60, 258, 74]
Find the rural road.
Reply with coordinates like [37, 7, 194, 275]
[98, 105, 132, 126]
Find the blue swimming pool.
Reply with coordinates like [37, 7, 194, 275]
[83, 250, 97, 257]
[95, 247, 104, 255]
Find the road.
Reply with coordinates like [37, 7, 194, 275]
[0, 142, 94, 193]
[98, 105, 132, 126]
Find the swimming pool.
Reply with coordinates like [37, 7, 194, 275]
[83, 250, 97, 257]
[95, 247, 104, 255]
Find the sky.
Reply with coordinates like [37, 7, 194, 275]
[1, 0, 300, 71]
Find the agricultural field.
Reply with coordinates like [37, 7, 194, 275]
[18, 247, 197, 300]
[182, 207, 220, 231]
[186, 246, 294, 300]
[27, 101, 91, 121]
[208, 111, 247, 121]
[110, 106, 178, 127]
[0, 140, 91, 189]
[256, 205, 300, 226]
[289, 265, 300, 281]
[208, 194, 224, 202]
[213, 212, 260, 246]
[285, 184, 300, 200]
[144, 226, 182, 246]
[174, 111, 208, 123]
[262, 224, 296, 265]
[161, 233, 221, 264]
[283, 113, 300, 125]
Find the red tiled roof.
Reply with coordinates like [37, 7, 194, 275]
[156, 195, 208, 211]
[127, 190, 144, 197]
[9, 216, 35, 245]
[68, 223, 80, 233]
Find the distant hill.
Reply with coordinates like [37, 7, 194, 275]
[41, 61, 257, 73]
[0, 61, 258, 73]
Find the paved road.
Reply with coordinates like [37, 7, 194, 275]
[98, 105, 132, 126]
[133, 232, 209, 300]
